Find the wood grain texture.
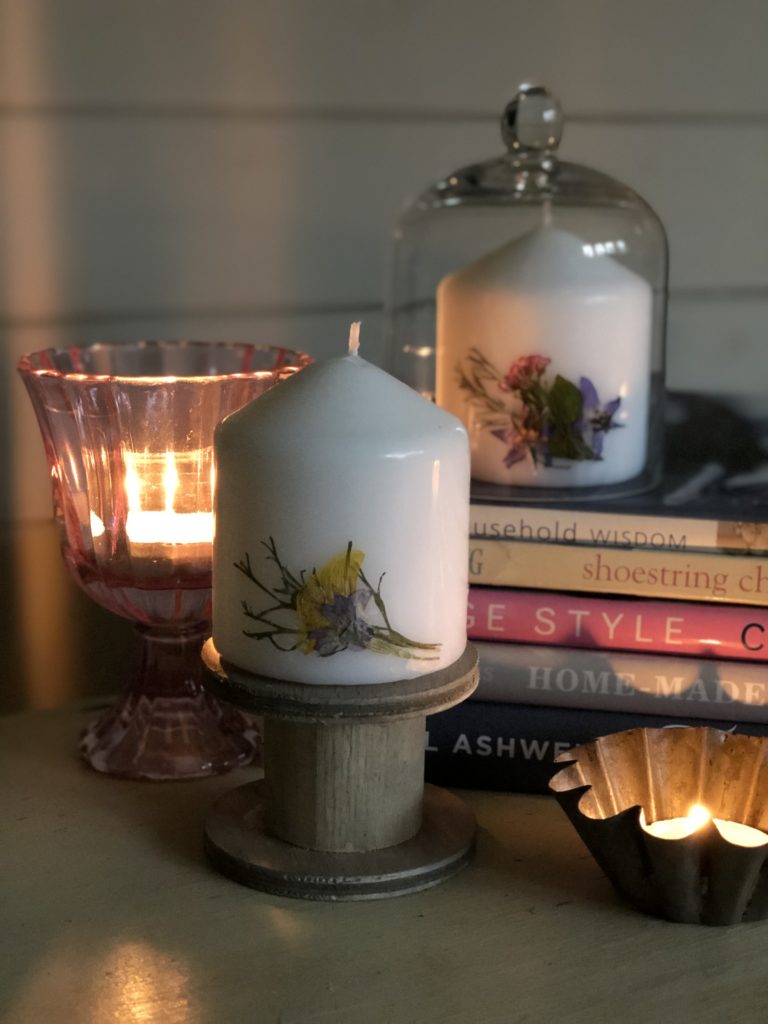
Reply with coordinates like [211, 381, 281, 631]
[264, 717, 425, 851]
[205, 779, 476, 899]
[4, 708, 768, 1023]
[201, 641, 479, 852]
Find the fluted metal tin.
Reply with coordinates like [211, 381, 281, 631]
[549, 727, 768, 925]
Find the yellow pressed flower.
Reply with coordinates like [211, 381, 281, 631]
[296, 546, 365, 652]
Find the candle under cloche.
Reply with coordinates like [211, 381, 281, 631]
[436, 218, 652, 487]
[213, 323, 470, 685]
[389, 84, 667, 499]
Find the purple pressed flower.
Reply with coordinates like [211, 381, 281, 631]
[315, 590, 376, 653]
[579, 377, 621, 456]
[579, 377, 599, 416]
[491, 425, 529, 468]
[323, 590, 371, 620]
[502, 445, 529, 468]
[308, 627, 347, 657]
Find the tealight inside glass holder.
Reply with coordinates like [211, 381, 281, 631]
[18, 340, 311, 780]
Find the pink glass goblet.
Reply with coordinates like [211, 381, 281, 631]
[18, 340, 312, 780]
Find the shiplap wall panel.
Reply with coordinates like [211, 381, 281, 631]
[1, 0, 766, 521]
[667, 297, 768, 396]
[1, 118, 766, 329]
[2, 0, 768, 115]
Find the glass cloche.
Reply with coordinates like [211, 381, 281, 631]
[388, 85, 668, 500]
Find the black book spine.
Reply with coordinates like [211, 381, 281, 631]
[424, 701, 768, 794]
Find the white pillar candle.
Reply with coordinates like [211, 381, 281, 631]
[212, 325, 470, 685]
[436, 225, 652, 487]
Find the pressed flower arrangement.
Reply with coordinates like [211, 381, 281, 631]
[457, 348, 622, 472]
[235, 539, 441, 660]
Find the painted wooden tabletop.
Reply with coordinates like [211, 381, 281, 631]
[3, 709, 768, 1024]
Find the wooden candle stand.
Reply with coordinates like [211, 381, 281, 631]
[201, 639, 479, 900]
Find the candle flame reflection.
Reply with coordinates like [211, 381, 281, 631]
[90, 510, 106, 537]
[99, 941, 198, 1023]
[582, 239, 628, 258]
[162, 451, 179, 514]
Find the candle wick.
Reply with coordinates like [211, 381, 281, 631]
[348, 321, 361, 356]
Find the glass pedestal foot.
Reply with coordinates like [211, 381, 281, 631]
[79, 625, 260, 781]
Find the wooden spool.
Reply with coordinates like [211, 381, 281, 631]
[202, 640, 479, 900]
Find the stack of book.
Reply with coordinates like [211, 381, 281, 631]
[425, 393, 768, 793]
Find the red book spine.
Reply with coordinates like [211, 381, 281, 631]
[467, 587, 768, 662]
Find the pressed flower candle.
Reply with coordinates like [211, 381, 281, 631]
[213, 324, 470, 685]
[435, 224, 653, 487]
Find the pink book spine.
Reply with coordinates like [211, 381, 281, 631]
[467, 587, 768, 662]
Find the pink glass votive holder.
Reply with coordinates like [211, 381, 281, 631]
[18, 339, 312, 780]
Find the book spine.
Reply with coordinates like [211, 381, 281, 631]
[468, 538, 768, 605]
[471, 640, 768, 723]
[468, 586, 768, 661]
[469, 501, 761, 554]
[424, 701, 768, 793]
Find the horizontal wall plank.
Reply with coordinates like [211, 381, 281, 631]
[4, 294, 766, 522]
[1, 118, 766, 329]
[2, 0, 767, 116]
[667, 295, 768, 398]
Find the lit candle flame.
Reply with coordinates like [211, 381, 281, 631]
[124, 450, 214, 548]
[348, 321, 361, 356]
[639, 804, 709, 840]
[640, 803, 768, 847]
[687, 803, 711, 830]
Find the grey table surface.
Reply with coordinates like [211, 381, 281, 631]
[3, 522, 768, 1024]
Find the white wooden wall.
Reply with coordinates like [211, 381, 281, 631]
[2, 0, 767, 520]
